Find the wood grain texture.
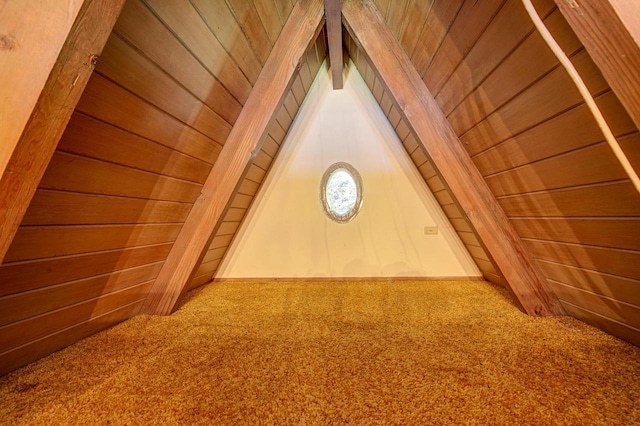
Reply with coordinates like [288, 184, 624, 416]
[472, 92, 636, 176]
[0, 300, 143, 377]
[325, 0, 343, 89]
[562, 301, 640, 347]
[113, 0, 242, 123]
[0, 282, 151, 356]
[192, 35, 328, 286]
[0, 0, 83, 178]
[190, 0, 263, 83]
[5, 224, 182, 263]
[460, 50, 609, 156]
[226, 0, 274, 63]
[22, 190, 192, 226]
[511, 218, 640, 251]
[144, 0, 253, 103]
[539, 261, 640, 307]
[58, 113, 212, 184]
[40, 152, 203, 204]
[421, 0, 505, 94]
[343, 0, 561, 316]
[525, 239, 639, 280]
[143, 0, 324, 315]
[408, 0, 463, 78]
[445, 8, 581, 130]
[484, 134, 640, 196]
[0, 263, 160, 328]
[0, 0, 126, 263]
[77, 74, 222, 164]
[96, 33, 232, 144]
[554, 0, 640, 130]
[0, 243, 172, 297]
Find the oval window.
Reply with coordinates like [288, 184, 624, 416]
[320, 162, 363, 223]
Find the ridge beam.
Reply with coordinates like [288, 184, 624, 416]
[325, 0, 343, 89]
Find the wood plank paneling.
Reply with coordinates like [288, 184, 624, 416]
[0, 243, 172, 297]
[190, 0, 263, 82]
[555, 0, 640, 131]
[553, 281, 640, 335]
[143, 0, 253, 101]
[539, 261, 640, 307]
[445, 9, 582, 132]
[225, 0, 274, 62]
[497, 181, 640, 218]
[0, 301, 143, 377]
[562, 301, 640, 347]
[0, 264, 161, 328]
[77, 74, 222, 163]
[59, 113, 211, 184]
[40, 152, 202, 204]
[97, 33, 232, 144]
[22, 190, 192, 226]
[5, 224, 182, 263]
[461, 50, 609, 156]
[525, 239, 639, 280]
[0, 0, 281, 376]
[472, 92, 636, 176]
[0, 0, 127, 263]
[113, 0, 242, 124]
[421, 0, 505, 94]
[485, 134, 640, 196]
[143, 0, 325, 315]
[0, 282, 151, 354]
[511, 218, 640, 251]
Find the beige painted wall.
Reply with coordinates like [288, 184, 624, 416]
[216, 61, 480, 279]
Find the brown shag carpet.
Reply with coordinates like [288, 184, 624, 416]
[1, 280, 639, 425]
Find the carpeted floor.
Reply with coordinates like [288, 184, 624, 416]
[1, 280, 639, 425]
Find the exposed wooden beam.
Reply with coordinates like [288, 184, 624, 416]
[325, 0, 343, 89]
[142, 0, 324, 316]
[342, 0, 563, 316]
[0, 0, 126, 263]
[553, 0, 640, 131]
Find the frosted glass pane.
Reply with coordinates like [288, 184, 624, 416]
[326, 169, 357, 215]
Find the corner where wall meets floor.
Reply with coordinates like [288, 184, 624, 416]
[1, 279, 638, 424]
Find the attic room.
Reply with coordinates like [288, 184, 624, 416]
[1, 0, 639, 423]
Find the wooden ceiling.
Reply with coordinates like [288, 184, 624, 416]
[0, 0, 638, 376]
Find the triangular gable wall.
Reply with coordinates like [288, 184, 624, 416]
[187, 32, 329, 290]
[215, 60, 481, 279]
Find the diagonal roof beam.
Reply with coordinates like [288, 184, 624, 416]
[342, 0, 563, 316]
[142, 0, 324, 315]
[325, 0, 343, 89]
[0, 0, 126, 263]
[553, 0, 640, 131]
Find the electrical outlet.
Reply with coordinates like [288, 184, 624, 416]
[424, 226, 438, 235]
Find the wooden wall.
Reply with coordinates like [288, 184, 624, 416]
[190, 31, 328, 290]
[371, 0, 640, 344]
[0, 0, 297, 376]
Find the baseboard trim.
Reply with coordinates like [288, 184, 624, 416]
[212, 276, 485, 283]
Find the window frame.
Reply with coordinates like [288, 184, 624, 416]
[320, 162, 364, 223]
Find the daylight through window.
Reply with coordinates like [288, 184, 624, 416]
[320, 162, 363, 223]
